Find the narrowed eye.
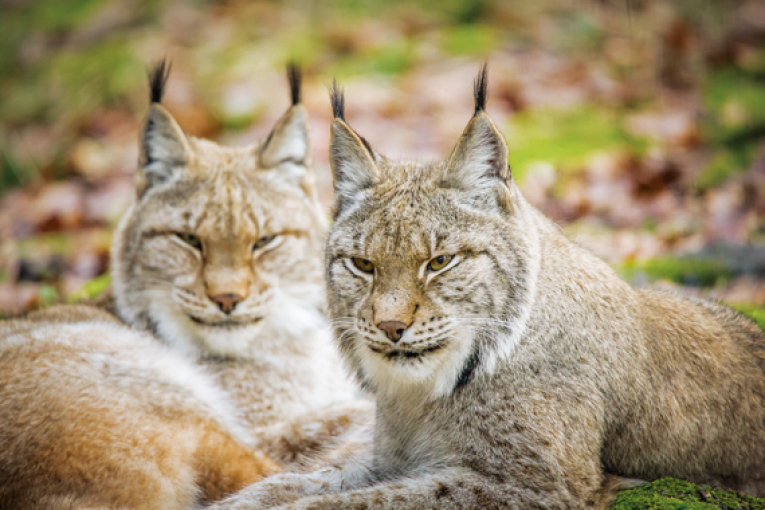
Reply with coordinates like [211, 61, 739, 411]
[427, 254, 454, 272]
[253, 235, 278, 251]
[352, 257, 374, 274]
[176, 232, 203, 251]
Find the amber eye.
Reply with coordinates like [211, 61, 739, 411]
[427, 254, 454, 272]
[177, 232, 203, 251]
[253, 235, 277, 251]
[352, 258, 374, 273]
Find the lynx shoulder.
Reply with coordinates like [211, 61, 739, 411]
[0, 305, 278, 510]
[211, 66, 765, 510]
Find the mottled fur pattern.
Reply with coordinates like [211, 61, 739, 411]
[110, 62, 361, 459]
[211, 66, 765, 510]
[0, 305, 278, 510]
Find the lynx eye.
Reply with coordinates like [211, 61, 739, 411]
[176, 232, 203, 251]
[352, 258, 374, 274]
[427, 254, 454, 272]
[253, 235, 278, 251]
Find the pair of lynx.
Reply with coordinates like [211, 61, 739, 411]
[3, 63, 765, 510]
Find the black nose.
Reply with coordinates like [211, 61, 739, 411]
[210, 293, 243, 314]
[377, 321, 408, 342]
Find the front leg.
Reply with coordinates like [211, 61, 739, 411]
[271, 469, 636, 510]
[208, 458, 374, 510]
[273, 469, 509, 510]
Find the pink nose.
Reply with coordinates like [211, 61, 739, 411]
[210, 293, 243, 314]
[377, 321, 408, 342]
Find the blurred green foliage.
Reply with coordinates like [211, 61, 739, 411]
[730, 302, 765, 331]
[506, 107, 648, 183]
[618, 257, 732, 287]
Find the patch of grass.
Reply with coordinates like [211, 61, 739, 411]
[330, 37, 419, 78]
[68, 273, 111, 303]
[728, 302, 765, 331]
[38, 284, 59, 307]
[612, 477, 765, 509]
[695, 148, 753, 191]
[505, 106, 648, 183]
[0, 0, 107, 76]
[441, 24, 499, 56]
[618, 256, 732, 287]
[1, 38, 143, 125]
[704, 69, 765, 146]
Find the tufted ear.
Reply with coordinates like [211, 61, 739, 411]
[137, 61, 191, 198]
[444, 111, 510, 190]
[259, 105, 310, 169]
[443, 64, 510, 191]
[328, 81, 379, 203]
[260, 64, 310, 169]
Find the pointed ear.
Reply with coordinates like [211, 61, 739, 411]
[259, 104, 310, 168]
[330, 118, 378, 199]
[443, 111, 510, 190]
[137, 104, 191, 197]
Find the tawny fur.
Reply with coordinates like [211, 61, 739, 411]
[210, 66, 765, 510]
[109, 63, 365, 468]
[0, 305, 278, 510]
[0, 64, 369, 509]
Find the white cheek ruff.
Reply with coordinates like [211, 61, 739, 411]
[355, 327, 477, 401]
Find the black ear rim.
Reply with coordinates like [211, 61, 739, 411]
[474, 62, 488, 116]
[287, 62, 302, 106]
[148, 59, 172, 104]
[330, 78, 345, 121]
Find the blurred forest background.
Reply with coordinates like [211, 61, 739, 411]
[1, 0, 764, 321]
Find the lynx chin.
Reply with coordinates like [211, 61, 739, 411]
[211, 65, 765, 510]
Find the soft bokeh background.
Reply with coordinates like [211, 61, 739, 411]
[1, 0, 764, 321]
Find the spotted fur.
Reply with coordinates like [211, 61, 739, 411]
[211, 66, 765, 510]
[112, 64, 362, 462]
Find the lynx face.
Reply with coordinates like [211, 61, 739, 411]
[113, 66, 326, 359]
[326, 88, 540, 400]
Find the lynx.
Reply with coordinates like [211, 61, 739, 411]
[211, 67, 765, 510]
[0, 63, 367, 508]
[0, 305, 278, 510]
[110, 61, 366, 467]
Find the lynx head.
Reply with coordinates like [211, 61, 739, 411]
[325, 66, 541, 400]
[112, 61, 326, 359]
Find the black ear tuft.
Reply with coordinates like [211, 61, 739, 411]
[330, 78, 345, 121]
[148, 59, 171, 104]
[287, 62, 302, 105]
[473, 62, 488, 115]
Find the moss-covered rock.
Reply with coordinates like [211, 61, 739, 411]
[612, 478, 765, 510]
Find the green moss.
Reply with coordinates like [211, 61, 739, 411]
[505, 107, 647, 183]
[612, 478, 765, 509]
[618, 257, 732, 287]
[702, 68, 765, 157]
[695, 148, 752, 191]
[67, 273, 111, 303]
[441, 24, 499, 56]
[330, 37, 419, 78]
[1, 38, 143, 124]
[38, 285, 59, 307]
[0, 0, 107, 75]
[728, 302, 765, 331]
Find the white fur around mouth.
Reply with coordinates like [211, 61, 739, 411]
[187, 315, 263, 328]
[369, 343, 444, 360]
